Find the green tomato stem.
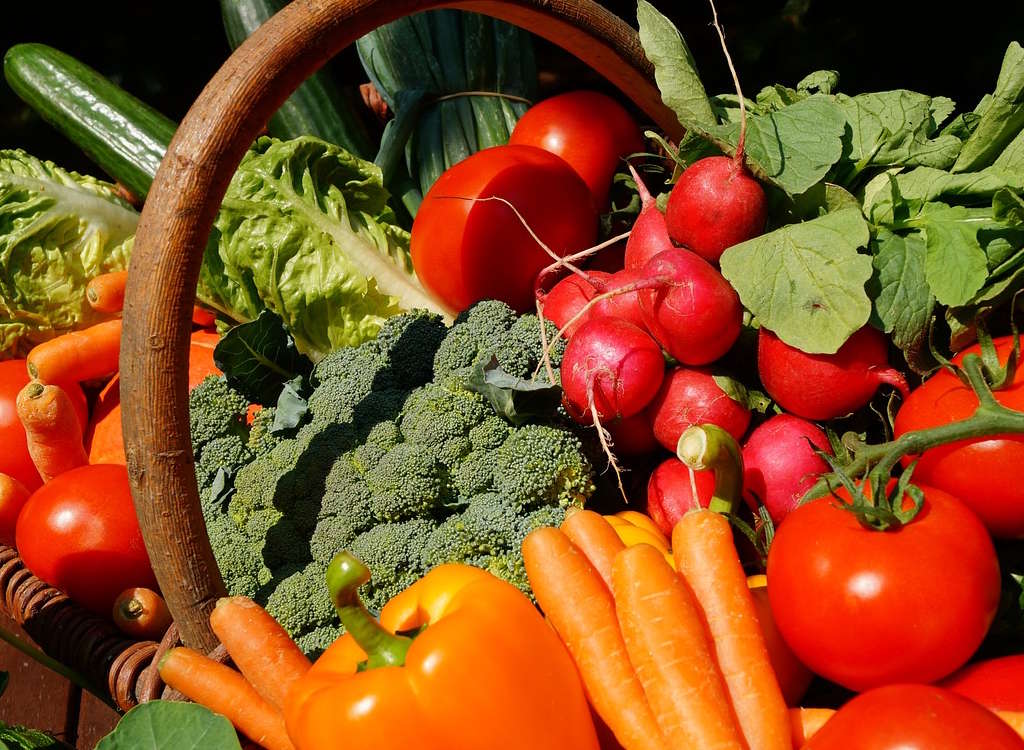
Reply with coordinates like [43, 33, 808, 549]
[676, 424, 744, 515]
[326, 551, 412, 670]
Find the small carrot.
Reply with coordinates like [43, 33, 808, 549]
[111, 587, 172, 640]
[0, 474, 30, 546]
[611, 543, 745, 750]
[673, 509, 792, 750]
[209, 596, 311, 712]
[560, 510, 625, 589]
[16, 382, 88, 482]
[27, 319, 122, 384]
[159, 647, 294, 750]
[522, 527, 666, 750]
[85, 271, 128, 313]
[789, 708, 835, 746]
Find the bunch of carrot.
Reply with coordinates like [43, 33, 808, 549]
[523, 507, 793, 750]
[159, 596, 311, 750]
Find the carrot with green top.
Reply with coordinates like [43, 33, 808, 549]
[522, 526, 666, 750]
[210, 596, 311, 712]
[159, 647, 295, 750]
[559, 509, 625, 590]
[612, 542, 745, 750]
[16, 382, 87, 482]
[27, 319, 122, 384]
[674, 425, 791, 750]
[85, 271, 128, 313]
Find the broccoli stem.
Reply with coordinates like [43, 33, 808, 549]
[326, 551, 413, 669]
[676, 424, 743, 515]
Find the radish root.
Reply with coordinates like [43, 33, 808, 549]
[707, 0, 748, 165]
[587, 371, 628, 502]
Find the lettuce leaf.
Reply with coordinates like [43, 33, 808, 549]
[0, 150, 135, 356]
[198, 136, 445, 359]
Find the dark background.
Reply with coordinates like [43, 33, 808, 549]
[2, 1, 1022, 174]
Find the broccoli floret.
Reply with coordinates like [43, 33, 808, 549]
[309, 498, 376, 565]
[433, 300, 518, 378]
[421, 493, 519, 567]
[493, 424, 595, 510]
[247, 406, 281, 456]
[295, 625, 342, 658]
[205, 513, 271, 599]
[196, 434, 253, 500]
[259, 561, 339, 648]
[371, 310, 447, 388]
[365, 444, 452, 522]
[468, 416, 511, 451]
[349, 520, 437, 612]
[350, 420, 401, 472]
[452, 451, 495, 498]
[399, 380, 490, 468]
[189, 376, 250, 455]
[494, 313, 565, 380]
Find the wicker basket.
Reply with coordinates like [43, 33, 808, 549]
[2, 0, 684, 711]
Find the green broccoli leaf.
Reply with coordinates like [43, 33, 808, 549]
[271, 376, 310, 435]
[953, 42, 1024, 173]
[466, 357, 562, 426]
[868, 230, 934, 365]
[720, 207, 872, 354]
[95, 702, 241, 750]
[214, 310, 313, 407]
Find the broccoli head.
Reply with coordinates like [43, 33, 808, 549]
[398, 379, 490, 468]
[365, 443, 453, 522]
[195, 434, 253, 503]
[493, 424, 595, 510]
[432, 300, 518, 378]
[349, 520, 437, 613]
[259, 560, 338, 653]
[189, 376, 250, 455]
[247, 406, 281, 457]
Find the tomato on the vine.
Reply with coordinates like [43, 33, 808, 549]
[894, 335, 1024, 538]
[767, 484, 1000, 691]
[803, 684, 1024, 750]
[16, 464, 158, 614]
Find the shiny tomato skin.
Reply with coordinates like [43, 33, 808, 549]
[0, 360, 87, 491]
[803, 684, 1024, 750]
[509, 90, 644, 210]
[894, 336, 1024, 538]
[15, 464, 158, 614]
[767, 485, 1000, 691]
[939, 655, 1024, 712]
[411, 145, 597, 314]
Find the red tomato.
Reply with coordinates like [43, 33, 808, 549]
[803, 684, 1024, 750]
[509, 90, 644, 210]
[16, 464, 157, 614]
[411, 145, 597, 314]
[0, 360, 87, 491]
[894, 336, 1024, 537]
[0, 475, 30, 546]
[940, 655, 1024, 711]
[767, 484, 1000, 691]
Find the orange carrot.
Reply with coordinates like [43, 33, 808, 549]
[522, 527, 666, 750]
[16, 382, 88, 482]
[673, 509, 792, 750]
[611, 543, 745, 750]
[789, 708, 834, 746]
[193, 304, 217, 329]
[0, 474, 30, 546]
[559, 509, 625, 590]
[111, 587, 172, 640]
[209, 596, 311, 712]
[27, 319, 122, 384]
[159, 647, 295, 750]
[85, 271, 128, 313]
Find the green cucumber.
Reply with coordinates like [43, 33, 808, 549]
[3, 43, 175, 199]
[220, 0, 374, 159]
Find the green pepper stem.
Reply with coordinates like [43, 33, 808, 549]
[676, 424, 744, 515]
[326, 552, 412, 670]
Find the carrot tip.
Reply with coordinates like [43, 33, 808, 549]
[25, 382, 45, 399]
[26, 363, 37, 379]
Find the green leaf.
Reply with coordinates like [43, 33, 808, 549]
[708, 95, 847, 195]
[719, 207, 872, 353]
[465, 357, 562, 426]
[712, 375, 772, 413]
[96, 702, 242, 750]
[915, 202, 990, 306]
[0, 725, 68, 749]
[834, 90, 962, 170]
[953, 42, 1024, 172]
[213, 310, 314, 407]
[994, 188, 1024, 226]
[868, 230, 934, 359]
[994, 126, 1024, 171]
[0, 150, 135, 356]
[796, 70, 840, 95]
[863, 165, 1024, 223]
[636, 0, 714, 130]
[271, 376, 310, 434]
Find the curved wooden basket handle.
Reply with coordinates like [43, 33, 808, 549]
[121, 0, 681, 651]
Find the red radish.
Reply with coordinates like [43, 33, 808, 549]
[607, 412, 659, 456]
[586, 239, 627, 273]
[588, 268, 651, 334]
[638, 248, 742, 365]
[758, 327, 910, 421]
[645, 366, 751, 453]
[646, 457, 715, 536]
[561, 318, 665, 422]
[542, 271, 608, 338]
[666, 157, 767, 263]
[624, 164, 673, 271]
[741, 414, 831, 524]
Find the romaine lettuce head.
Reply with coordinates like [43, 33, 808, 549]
[0, 150, 135, 356]
[198, 136, 445, 360]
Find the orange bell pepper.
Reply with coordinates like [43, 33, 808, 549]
[284, 552, 599, 750]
